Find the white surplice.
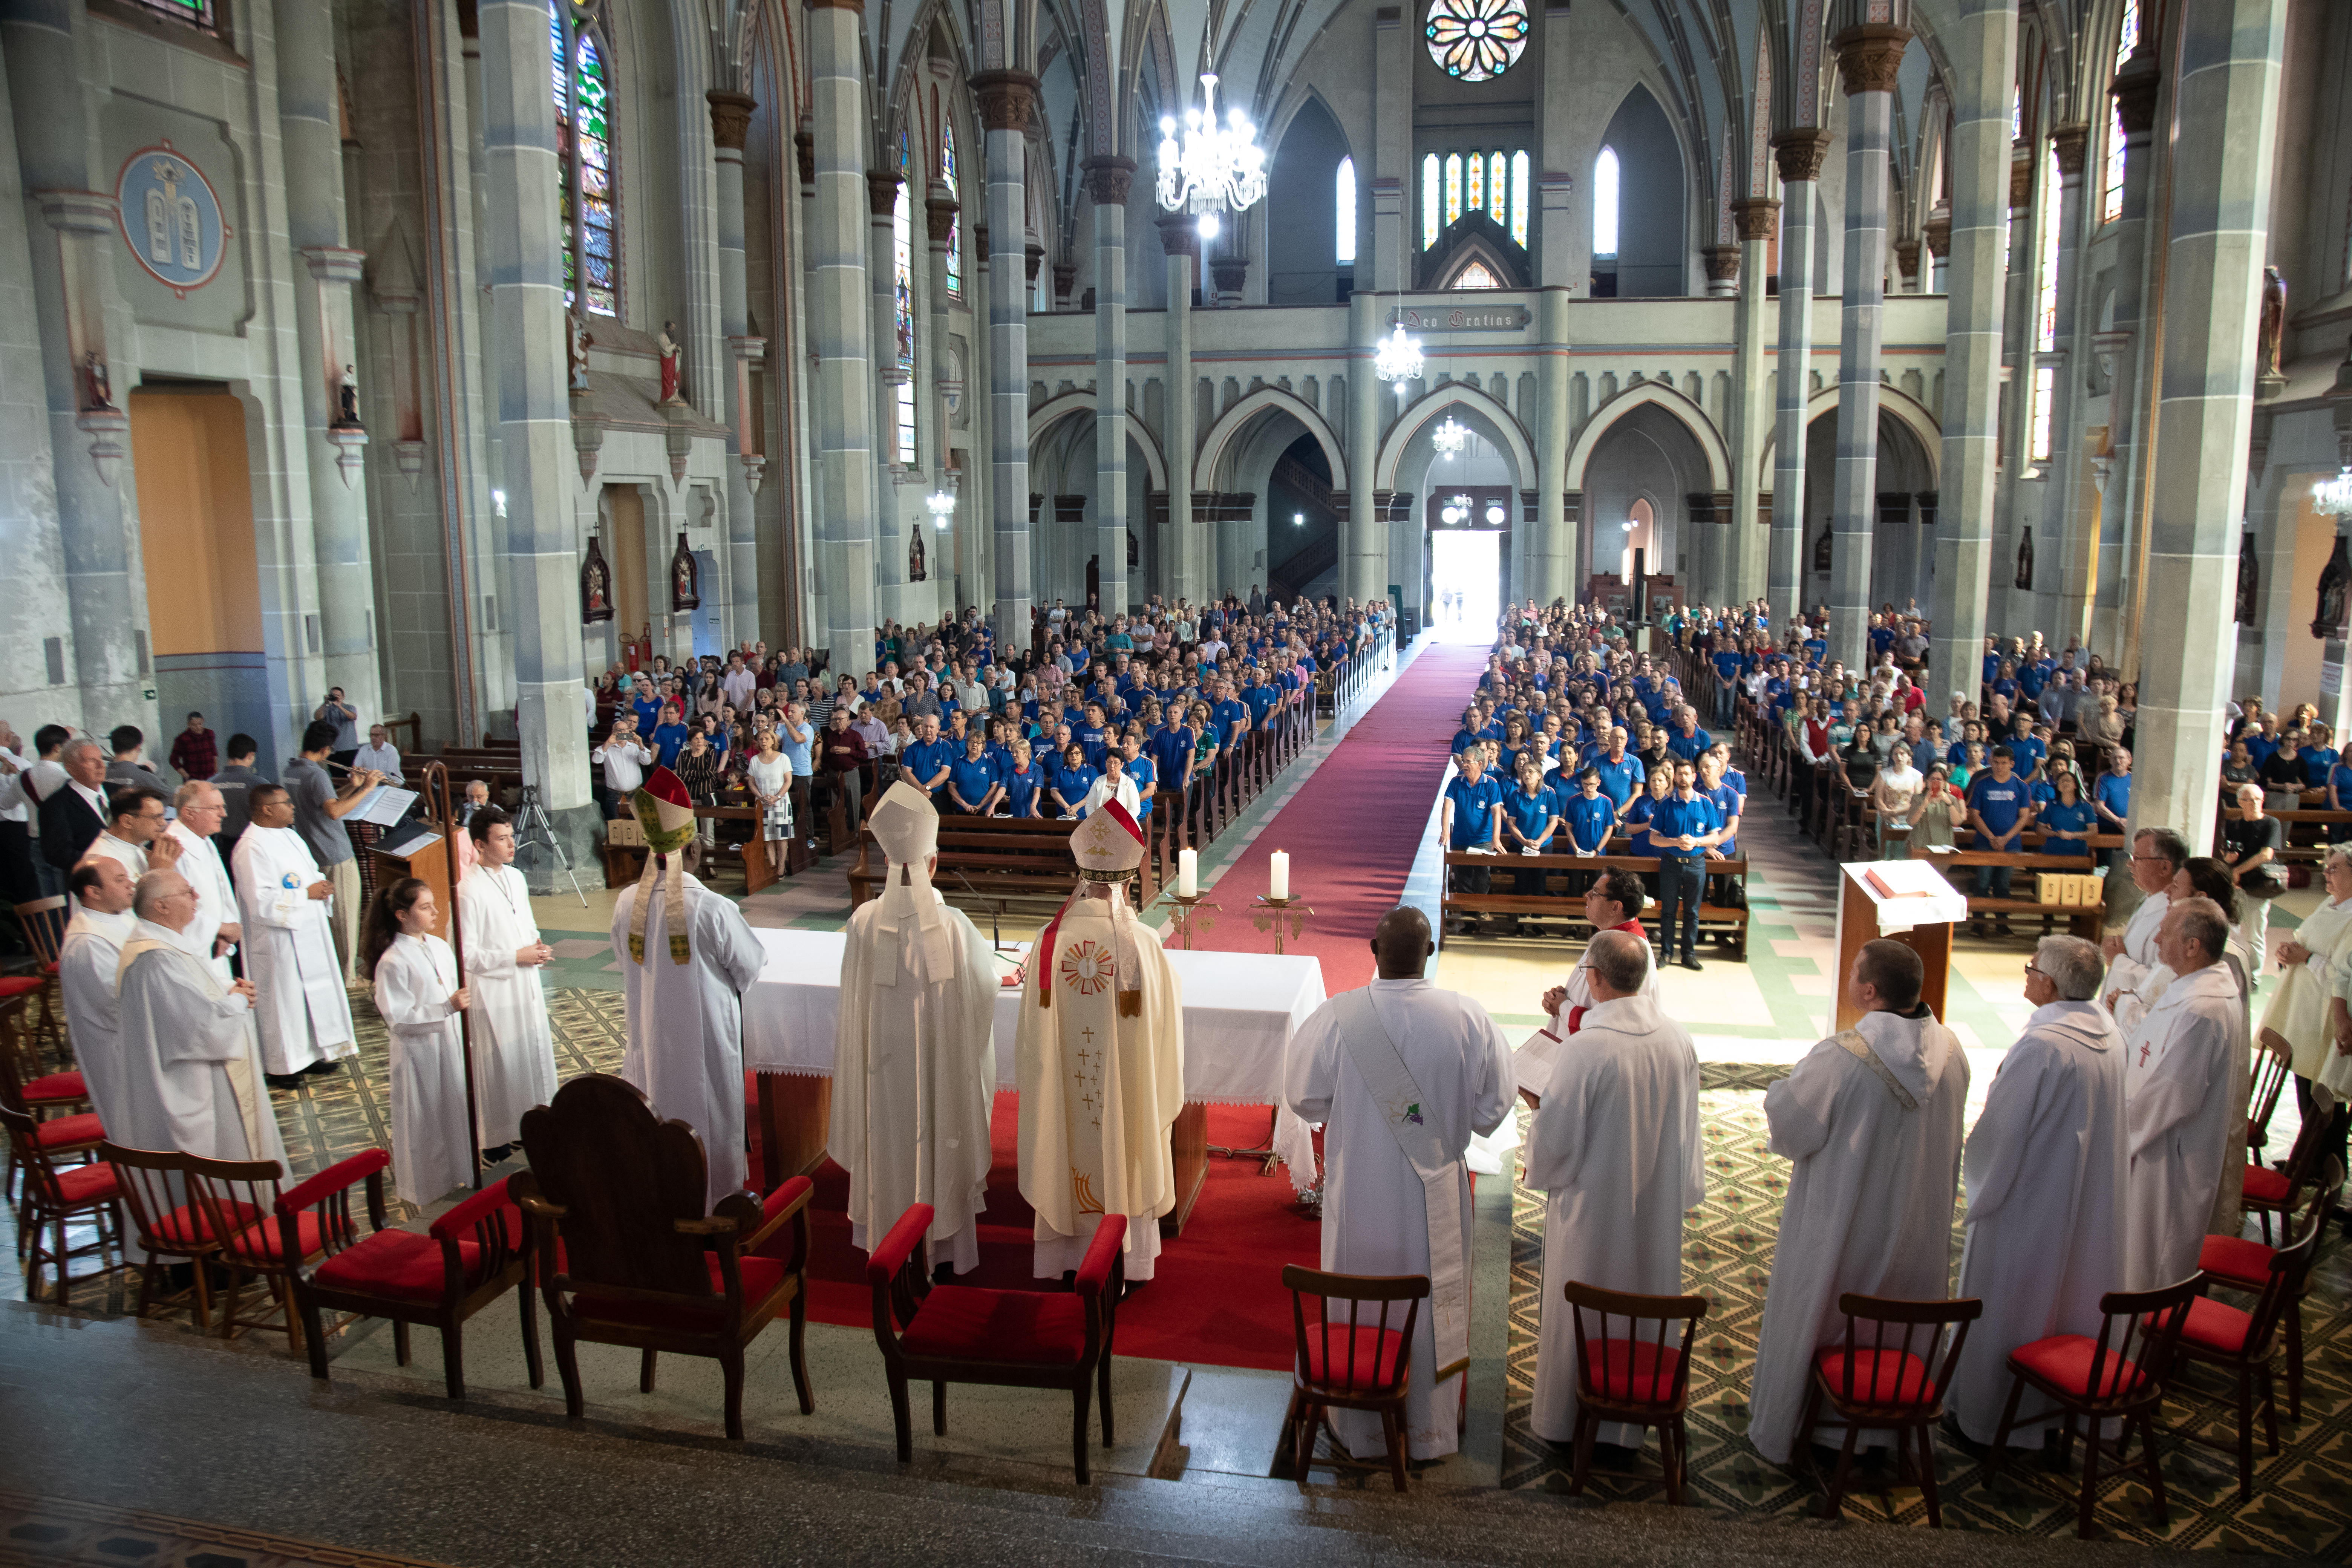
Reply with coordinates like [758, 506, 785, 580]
[85, 831, 148, 880]
[1747, 1006, 1969, 1465]
[57, 904, 136, 1131]
[112, 919, 286, 1168]
[830, 887, 998, 1272]
[1016, 898, 1184, 1282]
[1511, 922, 1658, 1103]
[2121, 960, 2243, 1291]
[455, 863, 560, 1146]
[372, 932, 471, 1207]
[1949, 999, 2128, 1443]
[163, 821, 240, 975]
[2102, 890, 2170, 1035]
[1284, 977, 1514, 1461]
[230, 826, 355, 1074]
[1524, 992, 1703, 1447]
[610, 865, 767, 1212]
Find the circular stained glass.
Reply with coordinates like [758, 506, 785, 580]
[1425, 0, 1528, 81]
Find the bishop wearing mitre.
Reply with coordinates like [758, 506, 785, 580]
[1016, 800, 1184, 1283]
[831, 782, 998, 1273]
[456, 807, 560, 1163]
[611, 767, 767, 1211]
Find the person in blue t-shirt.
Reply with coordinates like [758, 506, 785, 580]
[1623, 766, 1671, 861]
[1441, 750, 1506, 931]
[2092, 746, 2133, 858]
[897, 713, 957, 801]
[1049, 743, 1098, 819]
[1122, 740, 1158, 824]
[1648, 759, 1723, 969]
[1211, 683, 1252, 753]
[2003, 716, 2046, 780]
[1075, 702, 1113, 768]
[945, 735, 1002, 815]
[1501, 765, 1560, 905]
[1000, 739, 1045, 818]
[1591, 729, 1645, 814]
[2036, 770, 2096, 854]
[2303, 727, 2340, 790]
[1562, 770, 1616, 856]
[1666, 712, 1712, 763]
[1965, 747, 2034, 909]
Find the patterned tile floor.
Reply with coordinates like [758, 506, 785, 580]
[0, 1490, 459, 1568]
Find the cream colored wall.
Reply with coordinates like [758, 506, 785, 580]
[127, 390, 262, 656]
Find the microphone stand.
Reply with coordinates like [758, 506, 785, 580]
[949, 865, 1002, 952]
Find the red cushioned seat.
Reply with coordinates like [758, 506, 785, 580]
[1587, 1337, 1685, 1401]
[1815, 1346, 1936, 1406]
[223, 1209, 328, 1267]
[47, 1160, 118, 1205]
[2241, 1165, 2293, 1204]
[0, 975, 44, 998]
[316, 1229, 450, 1302]
[2180, 1297, 2252, 1356]
[144, 1199, 259, 1249]
[1299, 1324, 1409, 1390]
[573, 1255, 787, 1330]
[2199, 1234, 2275, 1288]
[2009, 1334, 2143, 1400]
[21, 1070, 85, 1104]
[899, 1285, 1088, 1364]
[30, 1112, 101, 1149]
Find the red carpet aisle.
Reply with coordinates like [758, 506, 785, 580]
[1198, 643, 1493, 991]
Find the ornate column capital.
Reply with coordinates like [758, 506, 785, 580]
[2009, 147, 2034, 212]
[1082, 155, 1136, 208]
[807, 0, 862, 11]
[2050, 122, 2091, 178]
[1832, 23, 1911, 96]
[1025, 240, 1044, 284]
[1770, 129, 1835, 185]
[1155, 212, 1199, 259]
[969, 69, 1041, 133]
[1730, 197, 1781, 241]
[2112, 51, 2161, 136]
[1702, 244, 1741, 285]
[706, 90, 757, 152]
[925, 184, 959, 245]
[1922, 205, 1951, 258]
[794, 117, 815, 190]
[867, 169, 902, 217]
[1894, 238, 1920, 282]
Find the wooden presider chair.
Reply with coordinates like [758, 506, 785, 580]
[515, 1073, 815, 1441]
[1280, 1265, 1428, 1492]
[1793, 1291, 1983, 1526]
[868, 1202, 1124, 1483]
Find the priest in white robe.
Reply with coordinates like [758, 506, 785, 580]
[1283, 906, 1514, 1462]
[831, 782, 998, 1273]
[1519, 867, 1657, 1109]
[2102, 827, 2183, 1035]
[456, 807, 559, 1161]
[230, 784, 355, 1083]
[1016, 800, 1184, 1284]
[365, 877, 474, 1207]
[1747, 938, 1969, 1466]
[164, 783, 242, 974]
[1948, 936, 2127, 1444]
[112, 870, 285, 1169]
[1525, 929, 1703, 1450]
[2121, 897, 2244, 1291]
[610, 768, 768, 1211]
[57, 856, 138, 1130]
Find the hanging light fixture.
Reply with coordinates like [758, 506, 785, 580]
[926, 489, 957, 528]
[1374, 321, 1424, 389]
[1431, 415, 1467, 456]
[2316, 468, 2352, 518]
[1156, 74, 1266, 243]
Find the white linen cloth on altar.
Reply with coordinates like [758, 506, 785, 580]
[741, 929, 1325, 1190]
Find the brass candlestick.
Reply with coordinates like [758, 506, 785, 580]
[1250, 894, 1314, 956]
[1152, 889, 1221, 950]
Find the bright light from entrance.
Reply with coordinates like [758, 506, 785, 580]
[1430, 528, 1500, 642]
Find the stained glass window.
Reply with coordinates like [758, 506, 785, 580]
[2116, 0, 2138, 67]
[942, 126, 962, 296]
[1594, 146, 1620, 257]
[2031, 364, 2055, 462]
[1451, 261, 1499, 289]
[2103, 101, 2126, 225]
[1488, 153, 1506, 224]
[894, 139, 916, 466]
[553, 0, 617, 316]
[2011, 87, 2023, 144]
[1445, 154, 1463, 226]
[1465, 152, 1483, 218]
[2038, 148, 2059, 352]
[1336, 156, 1357, 264]
[1421, 154, 1441, 249]
[1423, 0, 1529, 83]
[128, 0, 216, 33]
[1510, 150, 1529, 245]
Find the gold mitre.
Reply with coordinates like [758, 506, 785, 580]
[1070, 799, 1146, 881]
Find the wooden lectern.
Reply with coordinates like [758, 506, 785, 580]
[1833, 859, 1971, 1031]
[367, 825, 454, 941]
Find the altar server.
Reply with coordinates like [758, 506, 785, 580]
[1747, 938, 1968, 1465]
[831, 782, 998, 1272]
[2121, 897, 2243, 1291]
[113, 870, 285, 1168]
[1947, 936, 2127, 1444]
[1519, 867, 1655, 1106]
[1525, 929, 1703, 1450]
[57, 856, 137, 1129]
[610, 767, 767, 1211]
[1016, 800, 1184, 1283]
[1283, 906, 1514, 1461]
[230, 784, 356, 1084]
[2102, 827, 2184, 1033]
[363, 878, 473, 1207]
[456, 808, 559, 1162]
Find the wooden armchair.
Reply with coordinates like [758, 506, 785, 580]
[516, 1074, 814, 1440]
[0, 992, 92, 1202]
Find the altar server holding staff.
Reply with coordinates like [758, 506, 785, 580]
[363, 878, 474, 1206]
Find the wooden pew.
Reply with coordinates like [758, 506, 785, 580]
[845, 811, 1162, 912]
[1908, 845, 2104, 938]
[1436, 851, 1750, 959]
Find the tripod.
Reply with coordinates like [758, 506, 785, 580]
[511, 784, 587, 905]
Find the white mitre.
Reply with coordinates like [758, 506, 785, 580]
[870, 781, 955, 982]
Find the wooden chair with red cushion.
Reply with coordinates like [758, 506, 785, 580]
[514, 1073, 814, 1441]
[1988, 1273, 2201, 1540]
[12, 894, 72, 1059]
[187, 1150, 344, 1351]
[0, 992, 92, 1204]
[2245, 1044, 2291, 1157]
[2240, 1106, 2326, 1246]
[1280, 1265, 1427, 1493]
[0, 1103, 118, 1304]
[101, 1142, 250, 1330]
[2200, 1159, 2343, 1424]
[1557, 1280, 1709, 1504]
[868, 1201, 1123, 1482]
[1793, 1292, 1983, 1526]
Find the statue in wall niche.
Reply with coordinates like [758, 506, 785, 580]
[2258, 268, 2288, 399]
[333, 364, 363, 429]
[568, 314, 594, 394]
[581, 535, 614, 624]
[657, 320, 686, 406]
[2314, 537, 2350, 641]
[1127, 528, 1139, 570]
[1813, 521, 1833, 576]
[1086, 555, 1101, 611]
[2236, 530, 2260, 625]
[2015, 527, 2036, 591]
[909, 527, 927, 582]
[81, 352, 113, 413]
[669, 531, 700, 611]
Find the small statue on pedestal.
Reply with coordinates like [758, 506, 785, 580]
[909, 527, 927, 582]
[332, 363, 363, 429]
[82, 352, 113, 413]
[568, 314, 594, 394]
[657, 320, 685, 406]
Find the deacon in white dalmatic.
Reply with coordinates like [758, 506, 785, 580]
[1524, 928, 1702, 1451]
[1284, 906, 1514, 1461]
[2119, 896, 2244, 1291]
[1947, 935, 2127, 1444]
[831, 783, 998, 1272]
[610, 767, 767, 1212]
[112, 870, 286, 1167]
[56, 856, 138, 1130]
[2101, 827, 2182, 1034]
[1016, 800, 1184, 1283]
[455, 807, 559, 1161]
[230, 783, 356, 1082]
[1746, 939, 1968, 1465]
[363, 877, 474, 1207]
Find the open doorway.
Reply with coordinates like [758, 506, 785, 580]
[1430, 528, 1501, 641]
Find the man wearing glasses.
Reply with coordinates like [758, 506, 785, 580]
[2101, 826, 2187, 1034]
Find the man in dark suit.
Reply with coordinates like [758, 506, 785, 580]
[38, 738, 109, 874]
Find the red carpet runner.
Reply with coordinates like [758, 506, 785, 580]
[1197, 642, 1493, 991]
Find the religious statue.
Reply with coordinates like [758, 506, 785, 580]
[2015, 526, 2036, 591]
[2258, 266, 2287, 388]
[1127, 528, 1139, 570]
[333, 364, 363, 429]
[81, 352, 113, 412]
[1086, 554, 1101, 610]
[656, 320, 685, 405]
[908, 525, 927, 582]
[2315, 536, 2350, 641]
[1812, 521, 1833, 576]
[568, 314, 594, 394]
[669, 531, 699, 611]
[581, 535, 614, 624]
[2235, 530, 2260, 625]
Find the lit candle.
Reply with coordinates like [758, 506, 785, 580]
[1178, 848, 1199, 899]
[1269, 851, 1290, 902]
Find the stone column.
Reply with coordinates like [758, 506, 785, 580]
[1086, 156, 1133, 618]
[1768, 129, 1831, 626]
[972, 70, 1038, 644]
[868, 168, 910, 623]
[1923, 206, 1951, 294]
[1827, 24, 1908, 670]
[1533, 285, 1572, 605]
[708, 89, 761, 646]
[1347, 289, 1383, 605]
[809, 0, 877, 677]
[1158, 213, 1202, 606]
[2098, 44, 2159, 664]
[478, 0, 591, 834]
[2041, 124, 2095, 644]
[2127, 0, 2285, 845]
[926, 183, 962, 604]
[1729, 198, 1779, 606]
[1928, 0, 2017, 700]
[1992, 143, 2036, 632]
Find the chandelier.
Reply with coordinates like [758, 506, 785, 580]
[1156, 74, 1265, 242]
[1431, 415, 1467, 456]
[926, 490, 956, 527]
[2317, 468, 2352, 518]
[1374, 322, 1424, 389]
